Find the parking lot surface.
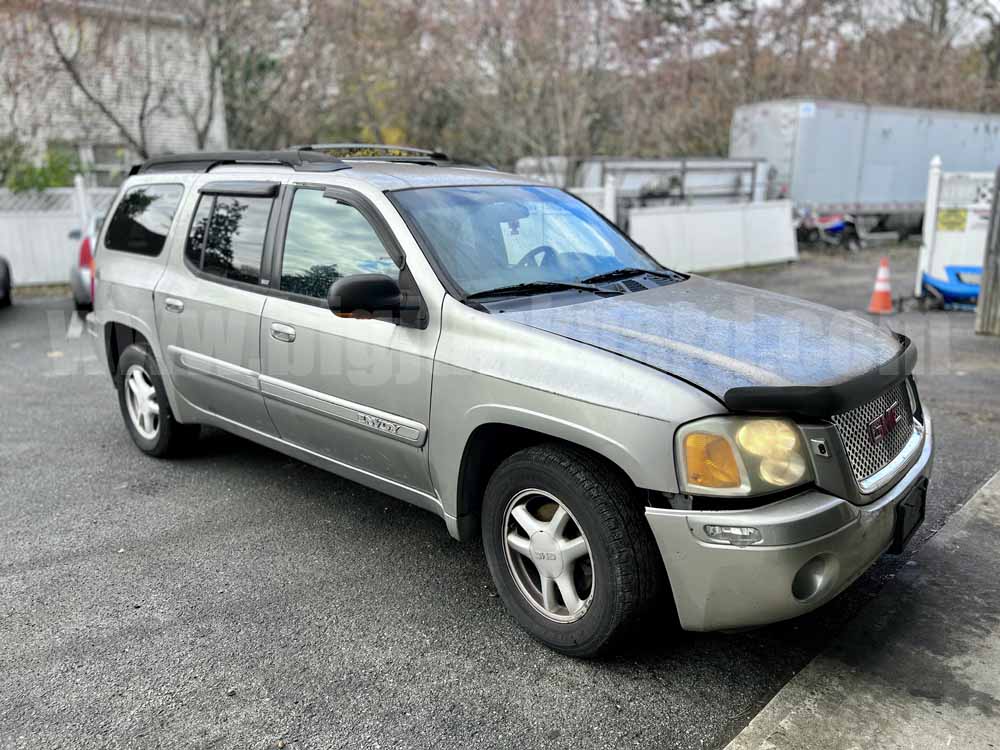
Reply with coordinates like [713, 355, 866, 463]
[2, 244, 998, 749]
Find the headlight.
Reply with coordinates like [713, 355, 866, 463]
[676, 416, 813, 496]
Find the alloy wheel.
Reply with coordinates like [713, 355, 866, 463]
[124, 364, 160, 440]
[503, 488, 594, 623]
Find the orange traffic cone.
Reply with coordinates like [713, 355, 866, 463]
[867, 257, 894, 314]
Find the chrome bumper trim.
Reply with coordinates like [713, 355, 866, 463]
[858, 419, 925, 495]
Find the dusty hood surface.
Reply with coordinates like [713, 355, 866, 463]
[501, 276, 903, 401]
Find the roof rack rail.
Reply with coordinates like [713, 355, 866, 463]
[294, 143, 450, 161]
[130, 150, 350, 176]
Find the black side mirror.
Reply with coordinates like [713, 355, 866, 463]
[327, 274, 422, 325]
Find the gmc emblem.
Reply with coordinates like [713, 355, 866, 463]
[867, 401, 902, 445]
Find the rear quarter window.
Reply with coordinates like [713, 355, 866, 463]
[104, 183, 184, 256]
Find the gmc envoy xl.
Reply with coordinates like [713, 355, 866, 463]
[88, 146, 932, 656]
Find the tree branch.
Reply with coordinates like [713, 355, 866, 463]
[39, 0, 148, 157]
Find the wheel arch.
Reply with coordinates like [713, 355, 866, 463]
[104, 320, 152, 379]
[102, 315, 189, 422]
[450, 409, 656, 542]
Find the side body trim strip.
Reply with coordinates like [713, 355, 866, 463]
[178, 394, 441, 513]
[167, 345, 429, 446]
[167, 345, 260, 391]
[259, 374, 427, 446]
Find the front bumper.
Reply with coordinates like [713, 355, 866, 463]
[646, 412, 934, 632]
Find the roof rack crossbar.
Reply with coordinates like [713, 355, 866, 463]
[130, 149, 351, 176]
[293, 143, 449, 160]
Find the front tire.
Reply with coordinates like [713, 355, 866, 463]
[115, 344, 199, 457]
[482, 444, 666, 657]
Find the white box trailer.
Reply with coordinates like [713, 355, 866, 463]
[730, 99, 1000, 215]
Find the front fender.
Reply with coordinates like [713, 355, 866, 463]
[463, 402, 656, 489]
[427, 362, 690, 538]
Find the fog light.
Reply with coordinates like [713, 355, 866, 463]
[791, 554, 837, 601]
[703, 525, 763, 546]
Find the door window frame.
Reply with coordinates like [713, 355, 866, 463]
[182, 180, 281, 294]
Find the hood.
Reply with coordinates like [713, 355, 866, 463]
[501, 276, 903, 403]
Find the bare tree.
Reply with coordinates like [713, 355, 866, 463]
[36, 0, 168, 157]
[12, 0, 1000, 170]
[30, 0, 228, 158]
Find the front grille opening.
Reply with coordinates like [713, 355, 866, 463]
[831, 381, 916, 482]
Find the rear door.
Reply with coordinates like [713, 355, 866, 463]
[99, 181, 187, 352]
[258, 184, 437, 495]
[154, 180, 280, 434]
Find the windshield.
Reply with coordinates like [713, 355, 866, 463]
[391, 185, 660, 297]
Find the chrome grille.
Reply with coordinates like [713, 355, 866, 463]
[831, 382, 915, 482]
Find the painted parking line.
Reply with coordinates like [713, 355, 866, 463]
[66, 313, 84, 340]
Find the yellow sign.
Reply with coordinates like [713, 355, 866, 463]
[937, 209, 968, 232]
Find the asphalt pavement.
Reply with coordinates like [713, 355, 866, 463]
[1, 244, 998, 749]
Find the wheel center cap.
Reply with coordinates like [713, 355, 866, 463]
[529, 532, 564, 579]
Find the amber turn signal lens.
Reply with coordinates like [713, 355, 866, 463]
[684, 433, 741, 489]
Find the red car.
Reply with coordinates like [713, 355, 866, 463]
[69, 213, 103, 312]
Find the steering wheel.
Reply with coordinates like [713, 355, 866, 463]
[517, 244, 558, 269]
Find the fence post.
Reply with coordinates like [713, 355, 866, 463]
[72, 173, 91, 229]
[603, 175, 617, 226]
[915, 156, 942, 298]
[975, 165, 1000, 336]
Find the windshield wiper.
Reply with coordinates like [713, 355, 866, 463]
[464, 280, 620, 300]
[581, 267, 670, 284]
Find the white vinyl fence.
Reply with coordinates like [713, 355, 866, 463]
[915, 156, 993, 297]
[627, 200, 797, 273]
[0, 181, 117, 286]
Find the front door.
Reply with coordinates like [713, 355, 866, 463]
[259, 185, 436, 495]
[155, 182, 279, 434]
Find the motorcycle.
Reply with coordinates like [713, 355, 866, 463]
[795, 210, 862, 252]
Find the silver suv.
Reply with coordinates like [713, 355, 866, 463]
[89, 147, 933, 657]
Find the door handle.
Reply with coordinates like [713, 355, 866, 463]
[164, 297, 184, 314]
[270, 322, 296, 343]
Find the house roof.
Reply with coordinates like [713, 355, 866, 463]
[58, 0, 190, 26]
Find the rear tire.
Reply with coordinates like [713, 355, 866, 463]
[116, 344, 199, 457]
[482, 443, 666, 657]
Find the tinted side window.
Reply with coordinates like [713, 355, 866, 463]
[280, 189, 398, 299]
[104, 184, 184, 255]
[201, 196, 272, 284]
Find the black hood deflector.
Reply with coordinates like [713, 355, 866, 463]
[724, 333, 916, 418]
